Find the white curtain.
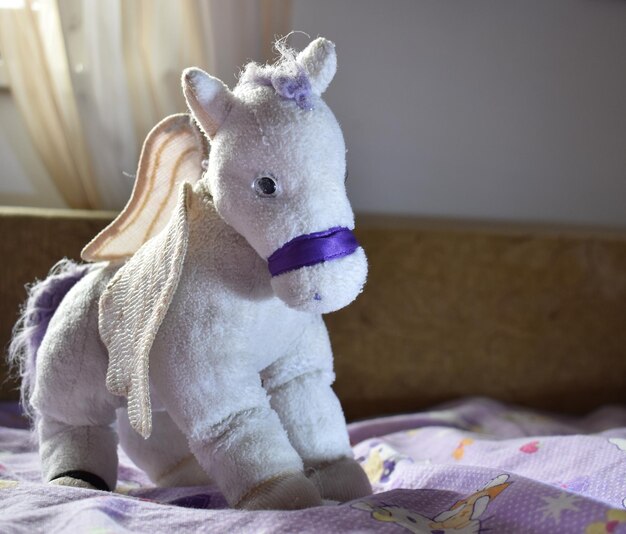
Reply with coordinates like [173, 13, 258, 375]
[0, 0, 292, 209]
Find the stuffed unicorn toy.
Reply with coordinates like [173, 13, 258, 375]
[9, 37, 372, 510]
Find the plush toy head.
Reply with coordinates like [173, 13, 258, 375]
[182, 37, 367, 313]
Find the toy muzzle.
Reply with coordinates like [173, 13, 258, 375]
[268, 227, 367, 313]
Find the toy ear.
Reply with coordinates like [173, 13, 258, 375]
[182, 68, 234, 139]
[99, 183, 195, 438]
[297, 37, 337, 95]
[82, 114, 207, 262]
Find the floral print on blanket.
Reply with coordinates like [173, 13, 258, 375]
[1, 398, 626, 533]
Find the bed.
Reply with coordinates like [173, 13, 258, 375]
[1, 207, 625, 532]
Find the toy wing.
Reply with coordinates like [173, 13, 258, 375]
[100, 182, 194, 438]
[82, 113, 208, 262]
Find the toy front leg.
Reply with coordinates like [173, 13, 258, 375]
[262, 318, 372, 502]
[150, 352, 321, 510]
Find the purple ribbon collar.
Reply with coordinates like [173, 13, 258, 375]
[267, 227, 360, 277]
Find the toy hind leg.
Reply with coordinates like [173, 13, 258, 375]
[39, 416, 119, 491]
[30, 268, 123, 491]
[117, 408, 212, 487]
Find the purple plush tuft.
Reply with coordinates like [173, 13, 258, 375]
[271, 71, 313, 110]
[238, 40, 314, 111]
[8, 259, 93, 418]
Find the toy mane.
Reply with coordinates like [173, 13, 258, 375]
[238, 41, 314, 111]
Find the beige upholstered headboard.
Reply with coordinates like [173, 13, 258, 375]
[1, 207, 625, 419]
[330, 215, 626, 420]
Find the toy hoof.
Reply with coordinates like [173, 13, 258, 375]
[236, 471, 323, 510]
[307, 457, 372, 502]
[49, 476, 99, 491]
[49, 470, 110, 491]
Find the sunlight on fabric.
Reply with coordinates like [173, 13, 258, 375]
[0, 0, 292, 210]
[0, 0, 24, 9]
[0, 0, 41, 9]
[0, 57, 7, 88]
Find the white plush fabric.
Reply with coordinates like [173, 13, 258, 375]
[30, 37, 371, 509]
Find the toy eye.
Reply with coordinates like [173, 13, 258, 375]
[253, 174, 279, 197]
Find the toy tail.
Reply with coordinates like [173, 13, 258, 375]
[8, 259, 93, 417]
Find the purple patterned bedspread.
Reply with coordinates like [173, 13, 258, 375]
[2, 397, 626, 533]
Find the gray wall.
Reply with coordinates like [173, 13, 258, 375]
[293, 0, 626, 227]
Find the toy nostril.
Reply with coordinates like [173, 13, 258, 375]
[314, 293, 322, 301]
